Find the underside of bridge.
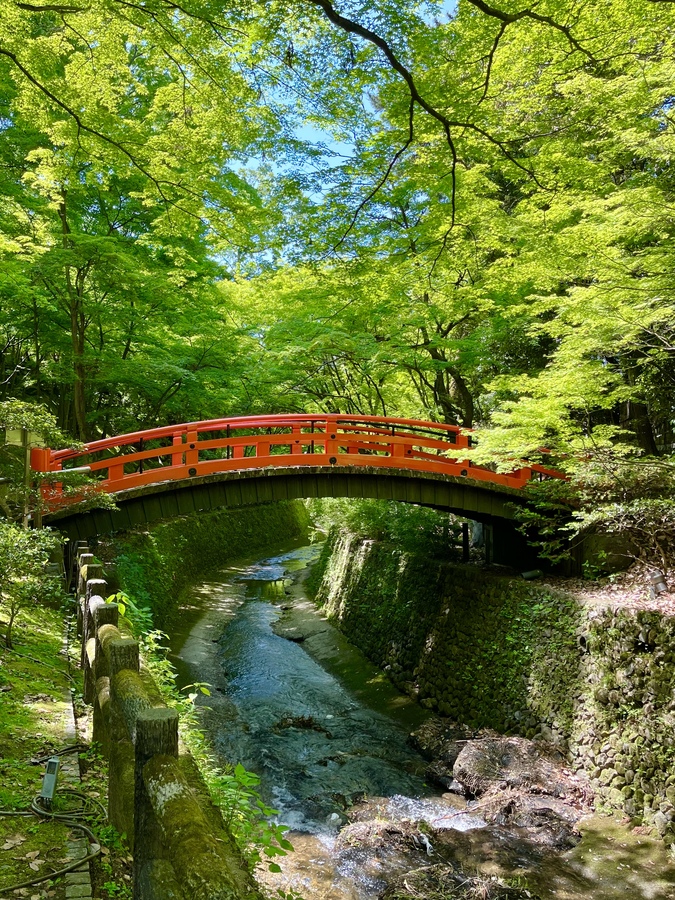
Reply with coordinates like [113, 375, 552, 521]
[44, 465, 541, 568]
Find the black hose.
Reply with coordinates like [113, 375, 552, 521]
[31, 743, 89, 765]
[0, 788, 106, 893]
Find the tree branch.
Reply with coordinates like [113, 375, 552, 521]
[15, 2, 87, 11]
[333, 98, 415, 250]
[307, 0, 460, 217]
[307, 0, 547, 232]
[465, 0, 596, 62]
[476, 20, 507, 102]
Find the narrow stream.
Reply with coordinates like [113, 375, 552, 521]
[169, 541, 675, 900]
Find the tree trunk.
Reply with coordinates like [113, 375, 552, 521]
[447, 366, 474, 428]
[5, 607, 16, 650]
[620, 358, 658, 455]
[622, 400, 659, 456]
[433, 368, 459, 424]
[72, 341, 88, 441]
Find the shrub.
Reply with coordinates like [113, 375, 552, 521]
[0, 523, 63, 648]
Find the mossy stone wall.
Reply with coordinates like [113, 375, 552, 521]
[574, 607, 675, 839]
[311, 530, 675, 841]
[102, 501, 310, 629]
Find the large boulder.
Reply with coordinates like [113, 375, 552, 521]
[410, 719, 480, 788]
[409, 719, 477, 762]
[453, 735, 577, 798]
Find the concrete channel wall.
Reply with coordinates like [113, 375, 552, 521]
[74, 545, 262, 900]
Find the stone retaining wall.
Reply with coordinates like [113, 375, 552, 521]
[101, 501, 310, 629]
[311, 531, 675, 842]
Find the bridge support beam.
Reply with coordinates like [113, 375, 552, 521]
[44, 466, 527, 543]
[483, 521, 543, 570]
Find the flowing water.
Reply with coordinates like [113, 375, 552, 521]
[169, 541, 675, 900]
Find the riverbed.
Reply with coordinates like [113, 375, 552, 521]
[168, 541, 675, 900]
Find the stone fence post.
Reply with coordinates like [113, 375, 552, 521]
[75, 549, 92, 635]
[74, 553, 264, 900]
[83, 598, 117, 704]
[80, 564, 104, 666]
[134, 709, 182, 900]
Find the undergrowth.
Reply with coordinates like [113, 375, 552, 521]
[0, 601, 132, 899]
[381, 866, 541, 900]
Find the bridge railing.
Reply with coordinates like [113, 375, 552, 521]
[30, 414, 564, 505]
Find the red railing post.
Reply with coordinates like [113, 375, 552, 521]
[325, 422, 338, 461]
[108, 460, 124, 486]
[172, 433, 184, 468]
[185, 432, 198, 469]
[452, 432, 471, 472]
[391, 426, 405, 460]
[31, 447, 51, 504]
[511, 467, 532, 488]
[30, 447, 51, 473]
[291, 424, 302, 455]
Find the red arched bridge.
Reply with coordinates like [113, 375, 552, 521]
[32, 414, 564, 541]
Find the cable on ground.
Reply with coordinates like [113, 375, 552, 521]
[30, 743, 89, 765]
[0, 778, 105, 894]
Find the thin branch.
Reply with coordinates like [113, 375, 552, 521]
[465, 0, 596, 62]
[155, 0, 247, 38]
[476, 20, 507, 103]
[15, 2, 87, 10]
[334, 98, 415, 250]
[60, 17, 96, 62]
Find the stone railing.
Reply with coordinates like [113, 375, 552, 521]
[73, 542, 262, 900]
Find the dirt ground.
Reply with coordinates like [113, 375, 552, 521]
[539, 564, 675, 616]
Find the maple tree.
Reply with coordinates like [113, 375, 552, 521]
[0, 0, 673, 467]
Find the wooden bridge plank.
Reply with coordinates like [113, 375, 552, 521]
[176, 490, 198, 515]
[158, 492, 180, 520]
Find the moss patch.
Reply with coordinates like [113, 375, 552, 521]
[0, 604, 78, 898]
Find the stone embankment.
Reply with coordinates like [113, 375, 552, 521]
[310, 531, 675, 843]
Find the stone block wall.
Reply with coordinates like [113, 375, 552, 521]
[573, 607, 675, 838]
[311, 531, 675, 841]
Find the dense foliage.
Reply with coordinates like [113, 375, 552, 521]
[1, 0, 674, 562]
[0, 521, 62, 646]
[309, 498, 463, 556]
